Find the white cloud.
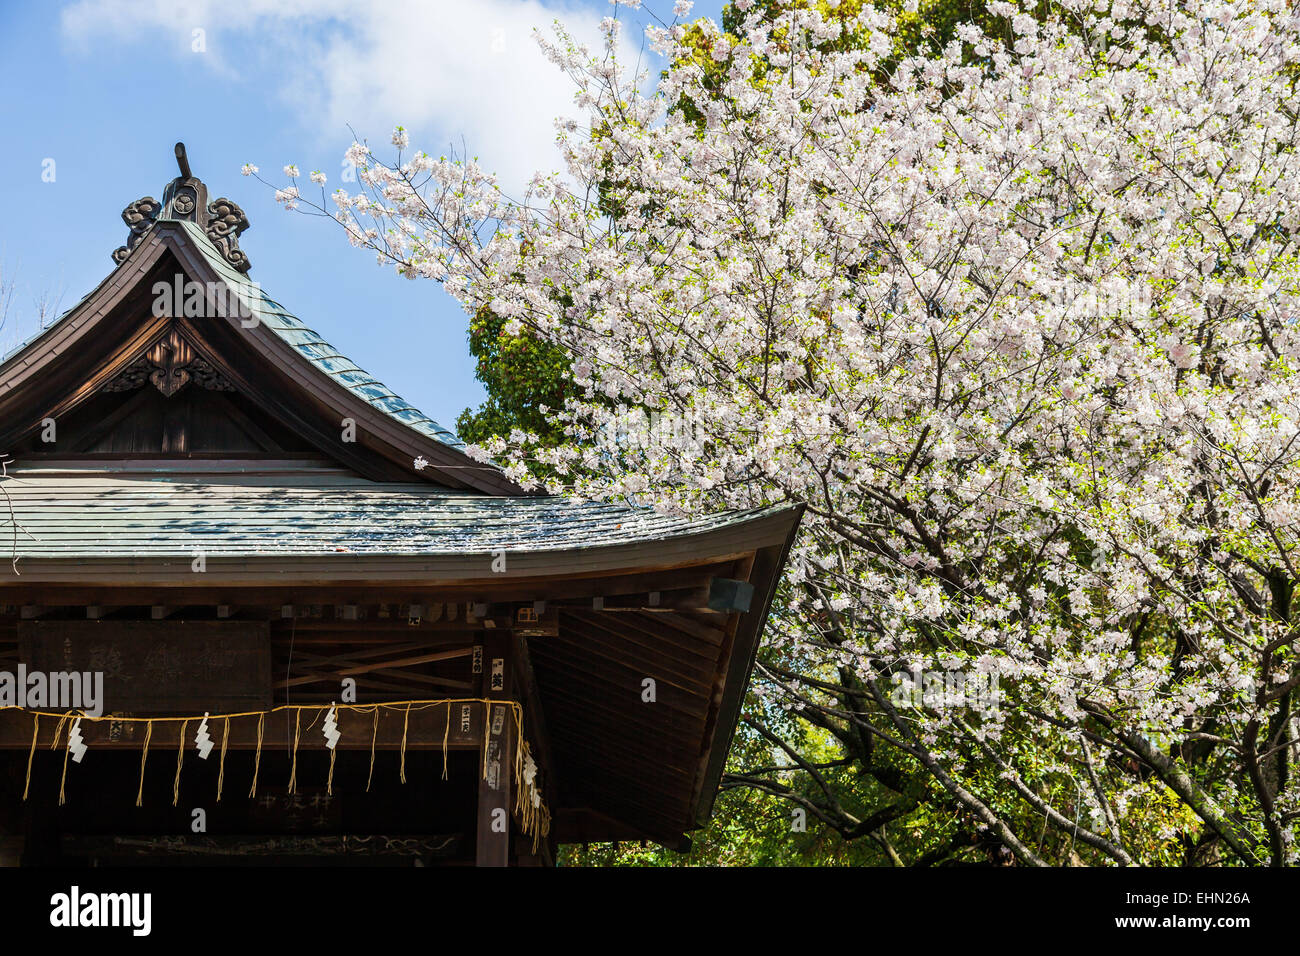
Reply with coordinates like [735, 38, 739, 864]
[60, 0, 650, 190]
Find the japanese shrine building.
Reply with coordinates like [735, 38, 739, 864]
[0, 146, 801, 866]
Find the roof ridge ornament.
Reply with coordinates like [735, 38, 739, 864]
[111, 142, 252, 274]
[103, 324, 237, 397]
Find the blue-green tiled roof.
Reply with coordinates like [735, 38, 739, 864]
[174, 221, 464, 449]
[1, 467, 782, 558]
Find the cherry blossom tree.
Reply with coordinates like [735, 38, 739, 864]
[269, 0, 1300, 864]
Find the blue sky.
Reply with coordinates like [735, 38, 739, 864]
[0, 0, 724, 435]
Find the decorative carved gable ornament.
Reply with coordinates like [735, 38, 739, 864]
[111, 143, 252, 273]
[104, 326, 236, 397]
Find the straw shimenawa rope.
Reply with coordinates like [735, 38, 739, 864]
[217, 716, 230, 802]
[58, 723, 72, 807]
[8, 698, 548, 843]
[399, 702, 411, 784]
[287, 709, 302, 795]
[249, 712, 265, 799]
[49, 713, 69, 752]
[135, 721, 152, 807]
[172, 718, 188, 807]
[442, 703, 451, 781]
[22, 713, 38, 801]
[366, 706, 378, 792]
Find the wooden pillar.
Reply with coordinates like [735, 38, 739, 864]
[511, 630, 558, 867]
[476, 631, 512, 867]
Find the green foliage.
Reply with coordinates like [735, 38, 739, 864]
[456, 305, 572, 449]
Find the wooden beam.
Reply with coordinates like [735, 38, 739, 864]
[64, 833, 465, 861]
[0, 561, 743, 608]
[707, 577, 755, 613]
[274, 646, 473, 691]
[476, 631, 512, 867]
[0, 703, 485, 750]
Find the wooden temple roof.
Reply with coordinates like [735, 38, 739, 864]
[0, 146, 802, 851]
[0, 220, 519, 492]
[0, 463, 789, 560]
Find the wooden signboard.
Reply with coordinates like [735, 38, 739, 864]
[19, 620, 272, 713]
[249, 789, 343, 833]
